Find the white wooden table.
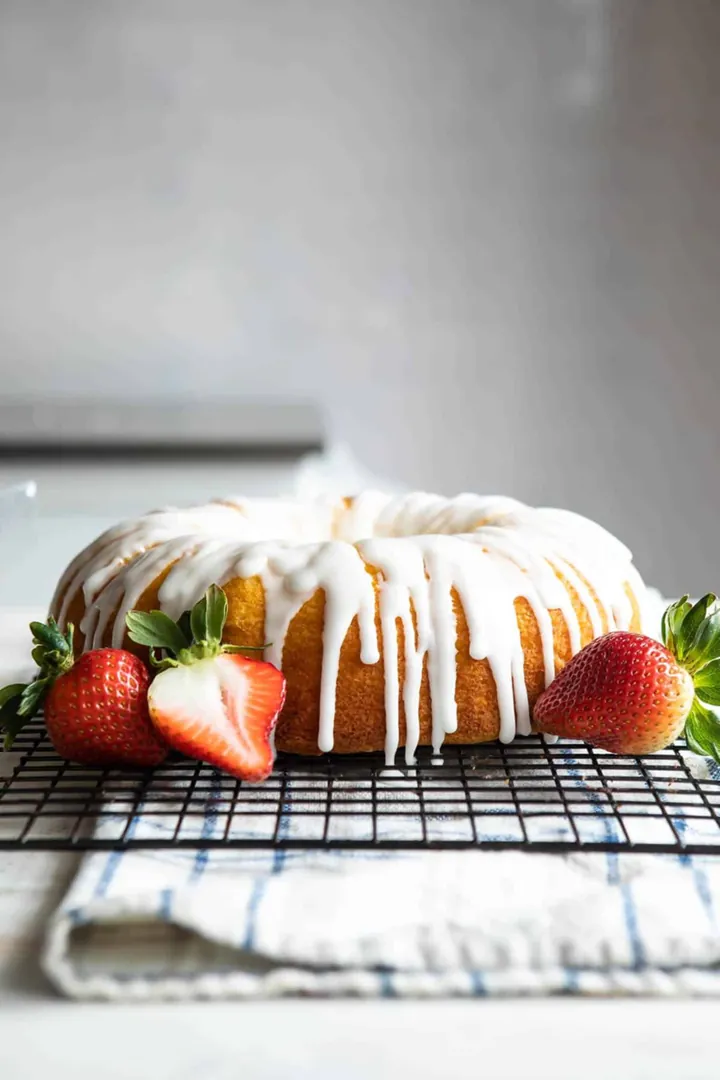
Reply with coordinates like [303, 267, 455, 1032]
[2, 992, 717, 1079]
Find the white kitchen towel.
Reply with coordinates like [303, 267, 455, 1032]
[40, 748, 720, 1001]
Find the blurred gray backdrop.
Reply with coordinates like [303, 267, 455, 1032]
[0, 0, 718, 594]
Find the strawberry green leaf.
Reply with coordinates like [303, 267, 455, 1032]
[29, 618, 70, 655]
[190, 584, 228, 647]
[16, 676, 51, 719]
[684, 699, 720, 763]
[694, 659, 720, 706]
[0, 683, 26, 709]
[125, 610, 189, 656]
[672, 595, 692, 630]
[661, 596, 689, 654]
[677, 594, 718, 662]
[30, 645, 47, 669]
[205, 584, 228, 644]
[190, 592, 209, 645]
[177, 610, 192, 646]
[669, 596, 691, 653]
[0, 679, 41, 747]
[0, 682, 26, 717]
[1, 704, 27, 750]
[1, 681, 33, 747]
[660, 606, 671, 651]
[684, 611, 720, 675]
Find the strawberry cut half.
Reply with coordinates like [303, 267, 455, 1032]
[148, 653, 286, 782]
[125, 584, 287, 782]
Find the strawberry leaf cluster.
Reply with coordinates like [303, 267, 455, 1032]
[126, 583, 266, 670]
[662, 594, 720, 761]
[0, 618, 75, 749]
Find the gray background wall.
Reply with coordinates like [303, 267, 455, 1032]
[0, 0, 718, 594]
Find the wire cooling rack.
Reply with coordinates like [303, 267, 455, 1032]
[1, 718, 720, 853]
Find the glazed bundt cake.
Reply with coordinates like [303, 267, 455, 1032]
[49, 492, 650, 764]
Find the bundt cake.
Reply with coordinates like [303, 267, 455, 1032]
[49, 492, 650, 764]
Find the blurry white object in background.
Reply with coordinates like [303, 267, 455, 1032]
[0, 480, 37, 518]
[643, 586, 667, 642]
[0, 481, 38, 610]
[293, 443, 407, 500]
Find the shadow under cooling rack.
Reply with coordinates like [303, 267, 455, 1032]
[1, 720, 720, 854]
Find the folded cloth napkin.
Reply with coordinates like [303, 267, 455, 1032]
[41, 751, 720, 1001]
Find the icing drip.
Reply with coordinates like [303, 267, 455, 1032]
[360, 538, 429, 766]
[55, 492, 650, 765]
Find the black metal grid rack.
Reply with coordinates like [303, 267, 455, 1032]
[1, 719, 720, 853]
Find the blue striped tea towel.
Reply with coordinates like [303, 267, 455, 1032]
[41, 748, 720, 1000]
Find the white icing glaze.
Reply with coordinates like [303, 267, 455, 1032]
[53, 492, 651, 766]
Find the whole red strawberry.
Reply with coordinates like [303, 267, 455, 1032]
[0, 618, 167, 766]
[45, 649, 167, 766]
[534, 594, 720, 759]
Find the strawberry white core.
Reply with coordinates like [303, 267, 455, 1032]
[148, 655, 256, 757]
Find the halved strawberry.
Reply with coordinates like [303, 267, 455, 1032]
[148, 654, 285, 781]
[126, 585, 286, 782]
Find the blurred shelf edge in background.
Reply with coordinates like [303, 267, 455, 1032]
[0, 396, 324, 456]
